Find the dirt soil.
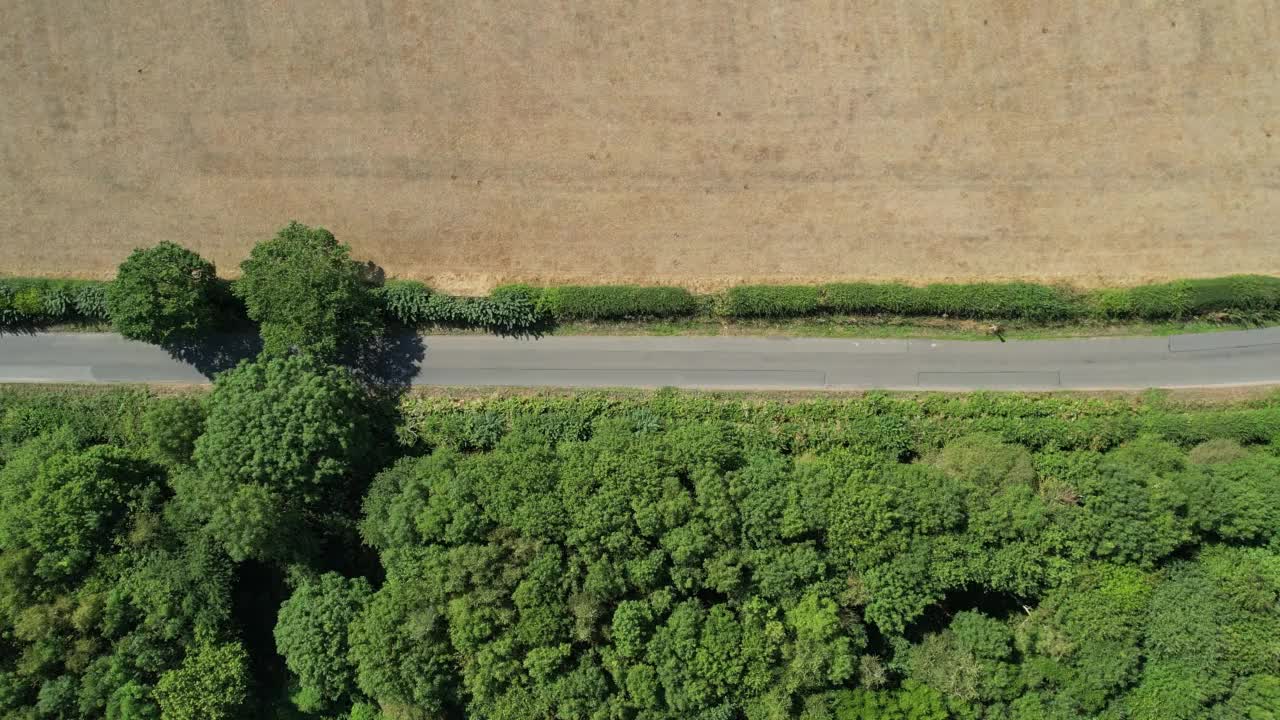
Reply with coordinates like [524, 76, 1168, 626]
[2, 1, 1278, 293]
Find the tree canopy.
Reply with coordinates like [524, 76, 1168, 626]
[2, 385, 1279, 719]
[185, 353, 372, 562]
[234, 221, 382, 358]
[108, 242, 219, 344]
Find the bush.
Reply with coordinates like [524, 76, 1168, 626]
[930, 433, 1037, 489]
[538, 285, 697, 320]
[376, 280, 433, 326]
[1084, 288, 1136, 320]
[915, 282, 1077, 320]
[0, 279, 112, 328]
[821, 282, 920, 314]
[718, 285, 822, 317]
[377, 282, 546, 335]
[1125, 281, 1193, 319]
[1187, 438, 1249, 465]
[142, 396, 206, 465]
[1185, 275, 1280, 314]
[73, 283, 110, 320]
[108, 242, 220, 344]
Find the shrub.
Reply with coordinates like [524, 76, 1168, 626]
[0, 279, 112, 328]
[821, 282, 920, 314]
[538, 285, 697, 320]
[378, 282, 546, 334]
[1185, 275, 1280, 314]
[142, 396, 206, 465]
[1085, 288, 1136, 320]
[1126, 281, 1192, 319]
[1139, 408, 1280, 446]
[930, 433, 1037, 489]
[376, 280, 433, 326]
[73, 283, 110, 321]
[719, 285, 821, 317]
[916, 282, 1077, 320]
[108, 242, 220, 344]
[1186, 438, 1250, 465]
[12, 288, 44, 317]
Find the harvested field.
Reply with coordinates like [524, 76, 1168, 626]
[2, 0, 1278, 293]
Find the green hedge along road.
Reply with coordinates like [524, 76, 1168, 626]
[2, 329, 1280, 390]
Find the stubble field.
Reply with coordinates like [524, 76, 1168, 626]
[2, 0, 1278, 293]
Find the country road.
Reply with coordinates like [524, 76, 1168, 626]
[2, 329, 1280, 391]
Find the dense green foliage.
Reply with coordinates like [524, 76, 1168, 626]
[818, 283, 1077, 321]
[1097, 275, 1280, 320]
[0, 278, 109, 328]
[184, 354, 372, 562]
[377, 280, 545, 334]
[0, 388, 240, 720]
[2, 385, 1278, 718]
[235, 222, 383, 357]
[720, 285, 824, 317]
[7, 259, 1280, 335]
[153, 630, 250, 720]
[274, 572, 372, 713]
[326, 273, 1280, 331]
[107, 243, 220, 344]
[537, 285, 700, 320]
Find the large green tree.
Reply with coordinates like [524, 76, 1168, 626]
[184, 354, 371, 561]
[153, 631, 249, 720]
[108, 242, 219, 344]
[275, 572, 373, 712]
[235, 221, 382, 357]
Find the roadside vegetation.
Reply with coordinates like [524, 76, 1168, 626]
[3, 223, 1280, 339]
[2, 223, 1279, 718]
[2, 382, 1279, 719]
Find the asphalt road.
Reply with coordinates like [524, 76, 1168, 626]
[2, 329, 1280, 391]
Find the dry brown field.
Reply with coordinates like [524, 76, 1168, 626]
[2, 0, 1278, 293]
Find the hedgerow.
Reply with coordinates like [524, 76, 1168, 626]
[818, 282, 1077, 320]
[716, 277, 1279, 322]
[718, 284, 822, 317]
[6, 270, 1280, 335]
[6, 232, 1279, 337]
[0, 278, 111, 327]
[820, 282, 920, 314]
[1089, 275, 1280, 320]
[377, 280, 546, 334]
[536, 284, 698, 320]
[398, 390, 1280, 455]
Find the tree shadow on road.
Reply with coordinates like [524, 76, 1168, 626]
[161, 331, 265, 378]
[339, 330, 425, 391]
[160, 329, 425, 388]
